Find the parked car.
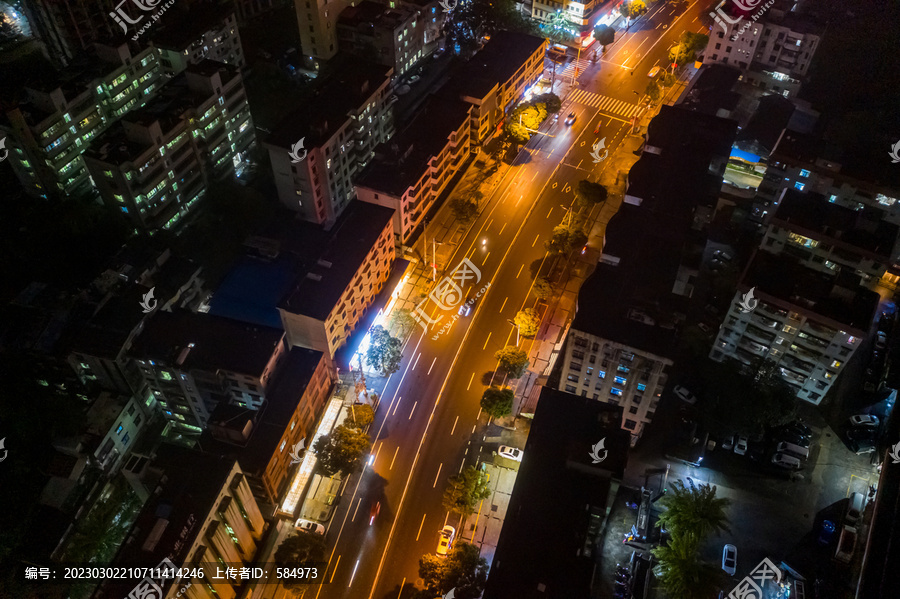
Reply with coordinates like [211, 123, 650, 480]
[733, 436, 749, 456]
[848, 439, 876, 454]
[673, 385, 698, 405]
[436, 525, 455, 556]
[817, 520, 836, 545]
[722, 544, 737, 576]
[848, 414, 879, 428]
[648, 65, 661, 77]
[498, 445, 523, 461]
[777, 431, 810, 448]
[845, 492, 864, 525]
[847, 427, 877, 441]
[771, 453, 802, 470]
[565, 112, 577, 125]
[721, 435, 735, 451]
[783, 420, 813, 437]
[294, 519, 325, 535]
[775, 441, 809, 461]
[408, 74, 421, 83]
[875, 331, 887, 349]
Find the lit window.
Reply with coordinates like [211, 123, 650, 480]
[830, 360, 842, 368]
[610, 388, 623, 396]
[614, 376, 627, 385]
[280, 440, 286, 452]
[794, 182, 805, 191]
[799, 169, 810, 178]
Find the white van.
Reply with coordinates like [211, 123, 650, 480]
[845, 492, 864, 525]
[771, 453, 801, 470]
[776, 441, 809, 461]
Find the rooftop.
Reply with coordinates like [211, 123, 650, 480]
[443, 30, 546, 101]
[338, 1, 416, 31]
[276, 201, 395, 320]
[130, 310, 284, 375]
[356, 94, 470, 196]
[677, 64, 742, 116]
[149, 3, 236, 50]
[734, 94, 795, 158]
[265, 55, 392, 150]
[484, 387, 629, 599]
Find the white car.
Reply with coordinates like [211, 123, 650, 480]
[733, 436, 748, 456]
[722, 544, 737, 576]
[498, 445, 523, 461]
[648, 66, 661, 78]
[848, 415, 879, 428]
[875, 332, 887, 349]
[437, 525, 455, 556]
[720, 434, 735, 451]
[295, 519, 325, 536]
[673, 385, 697, 405]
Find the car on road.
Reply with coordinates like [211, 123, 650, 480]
[733, 436, 749, 456]
[771, 453, 802, 470]
[673, 385, 698, 405]
[437, 525, 456, 556]
[565, 112, 577, 125]
[875, 331, 887, 349]
[848, 439, 876, 454]
[818, 520, 836, 545]
[294, 519, 325, 535]
[498, 445, 523, 461]
[458, 301, 472, 316]
[722, 544, 737, 576]
[721, 434, 735, 451]
[648, 66, 661, 77]
[369, 501, 381, 525]
[848, 414, 879, 428]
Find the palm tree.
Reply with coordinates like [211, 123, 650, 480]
[656, 480, 731, 539]
[652, 531, 722, 599]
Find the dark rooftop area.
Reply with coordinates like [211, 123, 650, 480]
[338, 0, 414, 29]
[149, 3, 235, 50]
[130, 309, 284, 375]
[735, 94, 795, 158]
[678, 64, 742, 116]
[442, 30, 545, 102]
[276, 200, 395, 320]
[484, 387, 629, 599]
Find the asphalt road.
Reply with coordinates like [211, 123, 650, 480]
[308, 4, 715, 599]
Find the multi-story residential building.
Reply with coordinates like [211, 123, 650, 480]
[710, 250, 880, 405]
[703, 0, 823, 98]
[129, 310, 288, 433]
[338, 1, 426, 77]
[356, 95, 471, 246]
[98, 445, 266, 599]
[442, 30, 546, 145]
[232, 0, 285, 24]
[20, 0, 124, 65]
[84, 60, 255, 232]
[530, 0, 611, 43]
[204, 347, 336, 504]
[150, 4, 246, 76]
[265, 56, 393, 225]
[278, 200, 396, 357]
[293, 0, 351, 68]
[751, 130, 900, 229]
[1, 43, 166, 200]
[399, 0, 445, 52]
[79, 391, 152, 474]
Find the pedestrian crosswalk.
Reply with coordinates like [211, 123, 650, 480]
[557, 59, 592, 81]
[568, 89, 642, 119]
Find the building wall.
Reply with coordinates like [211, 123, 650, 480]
[93, 394, 150, 473]
[531, 0, 605, 36]
[337, 5, 425, 76]
[155, 11, 246, 76]
[558, 332, 670, 444]
[710, 292, 864, 405]
[293, 0, 351, 67]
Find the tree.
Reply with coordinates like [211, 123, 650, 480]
[274, 532, 328, 594]
[531, 92, 562, 114]
[480, 386, 514, 419]
[593, 24, 615, 48]
[651, 531, 722, 599]
[544, 224, 587, 254]
[545, 10, 576, 43]
[645, 80, 662, 104]
[494, 346, 529, 379]
[347, 404, 375, 428]
[313, 424, 370, 476]
[365, 325, 403, 375]
[575, 179, 608, 207]
[388, 308, 416, 337]
[451, 198, 479, 223]
[419, 542, 489, 598]
[442, 466, 492, 516]
[656, 480, 732, 539]
[619, 0, 648, 20]
[532, 276, 552, 299]
[514, 308, 540, 337]
[669, 31, 709, 66]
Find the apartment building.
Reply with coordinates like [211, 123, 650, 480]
[80, 391, 152, 474]
[751, 130, 900, 229]
[84, 60, 255, 232]
[129, 310, 288, 433]
[356, 95, 471, 245]
[293, 0, 351, 68]
[1, 43, 166, 200]
[150, 4, 246, 76]
[710, 250, 879, 405]
[265, 56, 394, 225]
[233, 0, 285, 23]
[20, 0, 125, 65]
[400, 0, 445, 51]
[204, 347, 335, 504]
[703, 0, 822, 98]
[337, 1, 426, 77]
[98, 445, 266, 599]
[443, 30, 547, 145]
[278, 201, 396, 357]
[530, 0, 609, 41]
